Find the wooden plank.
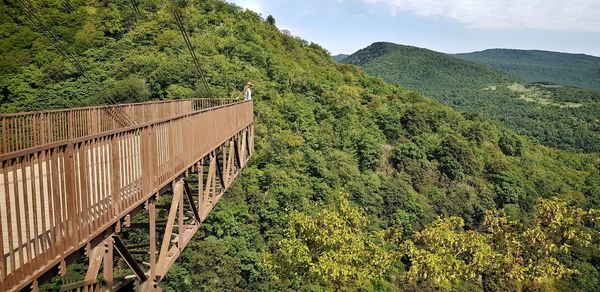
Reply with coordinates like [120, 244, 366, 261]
[77, 142, 90, 243]
[10, 116, 16, 153]
[110, 135, 120, 219]
[72, 144, 83, 245]
[1, 115, 7, 154]
[125, 134, 132, 206]
[12, 157, 25, 273]
[40, 113, 46, 146]
[30, 153, 40, 268]
[104, 137, 113, 222]
[19, 115, 24, 151]
[1, 100, 254, 291]
[38, 151, 48, 264]
[63, 144, 77, 249]
[90, 140, 102, 230]
[49, 148, 63, 259]
[0, 165, 4, 282]
[100, 138, 108, 227]
[20, 154, 33, 274]
[2, 159, 15, 278]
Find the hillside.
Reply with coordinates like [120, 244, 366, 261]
[342, 42, 516, 94]
[455, 49, 600, 91]
[332, 54, 349, 62]
[343, 42, 600, 152]
[2, 1, 600, 291]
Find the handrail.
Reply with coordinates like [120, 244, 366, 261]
[0, 100, 254, 291]
[0, 98, 233, 117]
[0, 100, 245, 161]
[0, 98, 237, 154]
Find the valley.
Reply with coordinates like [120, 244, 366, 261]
[342, 42, 600, 152]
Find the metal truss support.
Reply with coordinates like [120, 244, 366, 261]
[59, 126, 253, 292]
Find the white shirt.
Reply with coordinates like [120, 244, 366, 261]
[244, 88, 252, 101]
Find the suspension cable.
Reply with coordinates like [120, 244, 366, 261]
[172, 8, 213, 98]
[16, 0, 137, 126]
[62, 0, 74, 13]
[130, 0, 140, 15]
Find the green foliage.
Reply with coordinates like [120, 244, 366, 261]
[267, 193, 394, 290]
[401, 198, 600, 290]
[344, 42, 600, 152]
[354, 127, 385, 171]
[265, 15, 275, 26]
[332, 54, 349, 62]
[107, 77, 151, 103]
[455, 49, 600, 92]
[499, 132, 524, 157]
[4, 1, 600, 291]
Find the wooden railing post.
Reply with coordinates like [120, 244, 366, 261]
[112, 134, 122, 216]
[67, 110, 73, 140]
[1, 115, 6, 154]
[0, 99, 253, 291]
[64, 143, 78, 249]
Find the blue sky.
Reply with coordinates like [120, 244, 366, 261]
[227, 0, 600, 56]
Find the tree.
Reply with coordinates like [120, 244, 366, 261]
[354, 128, 384, 171]
[499, 132, 524, 157]
[267, 193, 394, 290]
[106, 77, 151, 103]
[266, 15, 276, 25]
[434, 135, 480, 180]
[400, 198, 600, 290]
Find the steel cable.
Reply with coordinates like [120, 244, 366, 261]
[16, 0, 137, 126]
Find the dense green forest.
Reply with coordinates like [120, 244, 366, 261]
[332, 54, 348, 62]
[342, 42, 600, 152]
[455, 49, 600, 92]
[2, 1, 600, 291]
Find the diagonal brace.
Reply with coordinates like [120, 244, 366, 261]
[183, 180, 202, 224]
[214, 151, 226, 190]
[112, 235, 148, 282]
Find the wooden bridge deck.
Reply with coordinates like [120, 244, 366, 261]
[0, 99, 254, 291]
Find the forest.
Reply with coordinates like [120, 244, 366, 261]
[1, 0, 600, 291]
[342, 42, 600, 153]
[455, 49, 600, 92]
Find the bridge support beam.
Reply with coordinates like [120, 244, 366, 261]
[0, 100, 253, 292]
[57, 124, 253, 292]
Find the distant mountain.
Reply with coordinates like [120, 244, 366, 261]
[342, 42, 516, 96]
[3, 2, 600, 290]
[343, 42, 600, 152]
[455, 49, 600, 91]
[332, 54, 349, 62]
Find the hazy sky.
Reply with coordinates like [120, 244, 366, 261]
[227, 0, 600, 56]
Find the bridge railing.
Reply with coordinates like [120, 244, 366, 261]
[0, 99, 253, 291]
[0, 99, 237, 155]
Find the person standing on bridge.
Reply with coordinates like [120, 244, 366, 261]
[236, 81, 254, 101]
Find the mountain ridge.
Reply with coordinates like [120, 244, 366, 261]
[455, 48, 600, 91]
[342, 42, 600, 152]
[2, 2, 600, 291]
[461, 48, 599, 58]
[343, 42, 516, 92]
[332, 54, 349, 62]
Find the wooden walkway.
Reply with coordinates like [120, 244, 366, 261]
[0, 99, 254, 291]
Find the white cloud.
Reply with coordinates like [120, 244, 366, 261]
[362, 0, 600, 32]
